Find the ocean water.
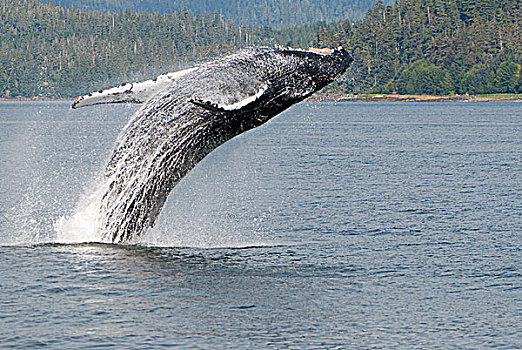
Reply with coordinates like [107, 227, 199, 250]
[0, 101, 520, 348]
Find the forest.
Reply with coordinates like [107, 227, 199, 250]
[316, 0, 521, 94]
[1, 0, 521, 98]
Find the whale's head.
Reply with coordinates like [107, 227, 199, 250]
[275, 47, 353, 92]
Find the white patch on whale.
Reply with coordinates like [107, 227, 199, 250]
[191, 83, 269, 112]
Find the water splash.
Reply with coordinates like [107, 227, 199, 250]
[52, 149, 272, 248]
[54, 180, 105, 244]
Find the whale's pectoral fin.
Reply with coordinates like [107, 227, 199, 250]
[72, 67, 197, 109]
[190, 83, 269, 113]
[72, 83, 139, 109]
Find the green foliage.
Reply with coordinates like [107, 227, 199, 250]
[458, 62, 522, 95]
[459, 64, 495, 95]
[517, 68, 522, 93]
[3, 0, 521, 97]
[396, 60, 453, 95]
[494, 61, 520, 93]
[255, 24, 316, 49]
[317, 0, 521, 95]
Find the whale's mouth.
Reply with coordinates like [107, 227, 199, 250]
[307, 48, 334, 55]
[283, 47, 335, 56]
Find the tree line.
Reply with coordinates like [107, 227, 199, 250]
[315, 0, 522, 95]
[1, 0, 520, 98]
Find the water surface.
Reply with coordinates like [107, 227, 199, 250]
[0, 101, 520, 348]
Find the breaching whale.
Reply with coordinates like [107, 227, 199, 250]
[73, 47, 353, 243]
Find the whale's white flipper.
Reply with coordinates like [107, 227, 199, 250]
[72, 67, 198, 109]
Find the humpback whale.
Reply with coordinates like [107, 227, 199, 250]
[73, 47, 353, 243]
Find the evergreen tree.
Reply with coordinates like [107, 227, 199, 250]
[37, 0, 394, 28]
[459, 64, 494, 94]
[516, 70, 522, 93]
[2, 0, 521, 97]
[396, 60, 453, 95]
[494, 61, 520, 93]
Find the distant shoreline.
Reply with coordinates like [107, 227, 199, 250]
[0, 97, 71, 102]
[2, 94, 522, 103]
[308, 94, 522, 103]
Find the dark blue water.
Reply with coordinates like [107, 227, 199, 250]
[0, 101, 520, 348]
